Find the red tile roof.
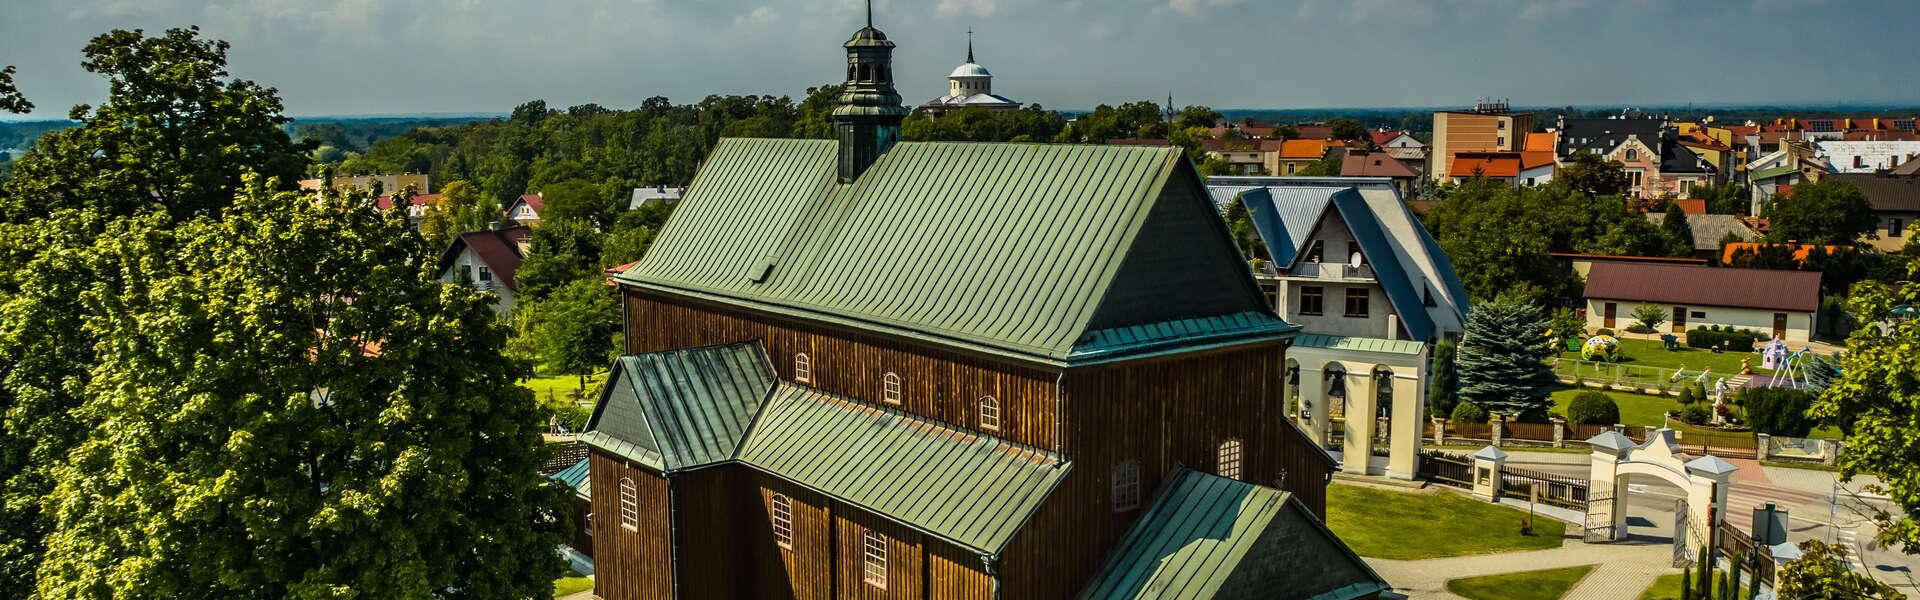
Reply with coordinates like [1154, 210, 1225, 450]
[1340, 152, 1420, 178]
[1447, 152, 1522, 178]
[374, 193, 441, 211]
[1583, 262, 1821, 313]
[1369, 129, 1408, 146]
[1520, 150, 1556, 170]
[1524, 132, 1556, 152]
[1277, 139, 1329, 159]
[440, 226, 531, 292]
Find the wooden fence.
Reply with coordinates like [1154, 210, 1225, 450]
[1417, 450, 1473, 490]
[1717, 520, 1777, 585]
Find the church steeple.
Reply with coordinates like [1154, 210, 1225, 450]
[832, 0, 908, 184]
[967, 28, 975, 63]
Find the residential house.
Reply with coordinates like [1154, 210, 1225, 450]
[578, 18, 1384, 600]
[1657, 136, 1718, 197]
[437, 226, 531, 315]
[1340, 151, 1421, 197]
[1825, 173, 1920, 252]
[297, 173, 429, 194]
[1640, 212, 1759, 260]
[1445, 150, 1555, 186]
[1583, 262, 1820, 342]
[1746, 141, 1831, 214]
[1269, 139, 1331, 176]
[504, 193, 544, 223]
[1430, 100, 1534, 181]
[1210, 175, 1470, 480]
[373, 192, 441, 221]
[1212, 122, 1278, 140]
[1203, 138, 1277, 175]
[1814, 140, 1920, 173]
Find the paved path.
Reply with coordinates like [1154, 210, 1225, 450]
[1368, 536, 1675, 600]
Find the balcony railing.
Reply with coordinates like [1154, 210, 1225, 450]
[1289, 261, 1374, 281]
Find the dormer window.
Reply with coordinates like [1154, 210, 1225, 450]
[978, 396, 1000, 431]
[794, 353, 812, 383]
[882, 372, 902, 405]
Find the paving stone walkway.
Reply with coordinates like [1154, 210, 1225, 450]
[1366, 535, 1677, 600]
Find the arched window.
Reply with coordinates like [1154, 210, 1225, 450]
[619, 478, 639, 531]
[794, 353, 811, 383]
[1218, 439, 1243, 480]
[770, 494, 794, 549]
[882, 372, 902, 405]
[1112, 461, 1141, 512]
[978, 396, 1001, 432]
[862, 529, 889, 589]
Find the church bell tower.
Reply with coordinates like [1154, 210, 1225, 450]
[832, 2, 908, 184]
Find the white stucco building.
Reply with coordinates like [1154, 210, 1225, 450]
[1582, 262, 1821, 343]
[917, 32, 1019, 118]
[437, 226, 531, 315]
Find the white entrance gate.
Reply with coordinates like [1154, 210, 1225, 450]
[1585, 429, 1738, 566]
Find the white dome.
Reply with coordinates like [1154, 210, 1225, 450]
[949, 62, 991, 78]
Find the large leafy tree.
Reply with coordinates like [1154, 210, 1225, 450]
[1767, 178, 1877, 246]
[1555, 152, 1630, 198]
[1660, 202, 1695, 257]
[1455, 297, 1557, 418]
[520, 277, 622, 394]
[1777, 540, 1905, 599]
[0, 27, 306, 222]
[1425, 173, 1666, 302]
[515, 218, 605, 301]
[36, 181, 566, 598]
[0, 66, 31, 114]
[1812, 263, 1920, 552]
[0, 28, 312, 595]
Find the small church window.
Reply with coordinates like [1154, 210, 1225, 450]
[771, 494, 794, 550]
[619, 478, 638, 531]
[1112, 461, 1141, 512]
[863, 529, 889, 589]
[979, 396, 1000, 431]
[1218, 439, 1243, 480]
[882, 372, 902, 405]
[794, 353, 812, 383]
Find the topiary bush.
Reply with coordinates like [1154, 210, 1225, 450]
[1595, 328, 1615, 337]
[1678, 384, 1697, 405]
[1566, 392, 1621, 425]
[1451, 401, 1489, 424]
[1741, 387, 1817, 437]
[1680, 404, 1712, 425]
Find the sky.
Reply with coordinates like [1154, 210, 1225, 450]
[4, 0, 1920, 118]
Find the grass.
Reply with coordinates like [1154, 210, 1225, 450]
[552, 573, 592, 597]
[1549, 385, 1675, 426]
[522, 371, 607, 405]
[1636, 571, 1749, 600]
[1326, 483, 1566, 560]
[1446, 565, 1595, 600]
[1560, 336, 1771, 376]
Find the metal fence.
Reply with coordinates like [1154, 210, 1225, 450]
[1418, 451, 1473, 490]
[1553, 359, 1711, 393]
[1501, 465, 1590, 510]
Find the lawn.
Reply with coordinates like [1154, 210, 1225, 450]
[1447, 565, 1595, 600]
[1549, 385, 1675, 426]
[1559, 336, 1771, 377]
[522, 371, 607, 405]
[1637, 571, 1748, 600]
[552, 573, 593, 597]
[1325, 483, 1566, 560]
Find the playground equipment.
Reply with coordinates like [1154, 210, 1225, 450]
[1765, 339, 1818, 389]
[1669, 364, 1712, 385]
[1581, 335, 1622, 362]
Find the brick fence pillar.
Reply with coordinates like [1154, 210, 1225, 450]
[1551, 416, 1567, 448]
[1756, 433, 1772, 461]
[1490, 413, 1504, 448]
[1432, 417, 1448, 446]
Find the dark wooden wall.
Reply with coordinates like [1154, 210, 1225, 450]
[745, 472, 834, 600]
[670, 467, 744, 598]
[835, 506, 925, 600]
[589, 451, 674, 600]
[998, 341, 1330, 598]
[568, 494, 593, 558]
[626, 289, 1060, 450]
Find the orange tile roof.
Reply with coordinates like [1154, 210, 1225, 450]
[1670, 199, 1706, 215]
[1278, 139, 1329, 159]
[1520, 150, 1557, 170]
[1719, 242, 1848, 265]
[1447, 152, 1522, 178]
[1524, 132, 1556, 152]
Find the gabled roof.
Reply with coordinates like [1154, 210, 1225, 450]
[580, 342, 778, 472]
[1524, 131, 1557, 152]
[508, 193, 544, 212]
[1809, 173, 1920, 212]
[1339, 152, 1419, 178]
[1583, 262, 1821, 313]
[618, 138, 1291, 365]
[1278, 139, 1329, 159]
[374, 193, 440, 211]
[1660, 141, 1715, 174]
[1076, 468, 1388, 600]
[737, 383, 1068, 555]
[1641, 213, 1756, 252]
[1447, 152, 1521, 178]
[438, 226, 530, 291]
[1556, 117, 1665, 158]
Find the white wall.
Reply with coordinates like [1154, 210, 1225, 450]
[1275, 210, 1400, 339]
[439, 246, 517, 315]
[1584, 299, 1812, 343]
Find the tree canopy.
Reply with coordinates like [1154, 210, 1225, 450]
[1423, 174, 1666, 302]
[1811, 261, 1920, 553]
[1455, 296, 1557, 418]
[1767, 178, 1877, 246]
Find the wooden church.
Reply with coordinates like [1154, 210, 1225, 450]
[579, 9, 1387, 599]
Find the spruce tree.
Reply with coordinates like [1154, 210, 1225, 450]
[1456, 297, 1558, 418]
[1663, 202, 1696, 257]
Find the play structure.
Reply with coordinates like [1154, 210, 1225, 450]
[1580, 335, 1622, 362]
[1762, 337, 1815, 389]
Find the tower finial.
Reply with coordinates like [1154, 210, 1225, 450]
[967, 28, 975, 63]
[867, 0, 873, 28]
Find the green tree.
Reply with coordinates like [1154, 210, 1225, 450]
[1325, 117, 1367, 142]
[0, 65, 31, 114]
[1567, 392, 1620, 425]
[1767, 178, 1876, 246]
[1811, 266, 1920, 551]
[1662, 202, 1696, 257]
[1555, 152, 1630, 198]
[0, 28, 307, 222]
[1427, 338, 1460, 416]
[1777, 540, 1905, 599]
[1742, 387, 1817, 438]
[515, 218, 604, 300]
[1294, 154, 1343, 176]
[521, 277, 622, 394]
[1456, 297, 1557, 418]
[1173, 106, 1222, 131]
[1632, 304, 1668, 332]
[34, 181, 566, 598]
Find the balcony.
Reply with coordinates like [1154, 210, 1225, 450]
[1288, 261, 1375, 281]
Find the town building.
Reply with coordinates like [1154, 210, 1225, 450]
[1444, 150, 1555, 187]
[1824, 173, 1920, 252]
[1370, 128, 1427, 164]
[577, 14, 1382, 600]
[1340, 151, 1421, 197]
[1209, 176, 1470, 480]
[1582, 262, 1820, 342]
[1202, 138, 1277, 175]
[437, 225, 530, 315]
[1556, 116, 1716, 199]
[917, 31, 1020, 118]
[1814, 140, 1920, 173]
[1640, 212, 1758, 260]
[1430, 100, 1534, 182]
[374, 192, 441, 220]
[297, 173, 429, 194]
[1270, 138, 1331, 175]
[503, 193, 544, 224]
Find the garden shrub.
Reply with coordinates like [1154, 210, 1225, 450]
[1451, 401, 1489, 424]
[1595, 328, 1615, 337]
[1567, 392, 1620, 425]
[1741, 387, 1817, 437]
[1624, 324, 1655, 334]
[1678, 384, 1697, 405]
[1685, 326, 1763, 351]
[1680, 404, 1712, 425]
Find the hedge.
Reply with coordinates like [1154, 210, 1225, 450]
[1567, 392, 1620, 425]
[1685, 325, 1764, 351]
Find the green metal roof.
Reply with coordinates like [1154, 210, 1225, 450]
[1290, 333, 1426, 356]
[580, 342, 777, 473]
[549, 458, 591, 499]
[1077, 468, 1387, 600]
[619, 138, 1292, 365]
[736, 383, 1069, 555]
[1750, 165, 1797, 181]
[1072, 311, 1298, 362]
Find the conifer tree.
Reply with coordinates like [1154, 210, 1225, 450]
[1456, 297, 1557, 418]
[1663, 202, 1696, 258]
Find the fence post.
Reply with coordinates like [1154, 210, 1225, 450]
[1824, 440, 1842, 466]
[1472, 445, 1508, 502]
[1432, 417, 1448, 446]
[1755, 433, 1771, 461]
[1551, 416, 1567, 448]
[1490, 413, 1505, 448]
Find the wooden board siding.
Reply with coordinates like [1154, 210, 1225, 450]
[670, 468, 744, 598]
[589, 450, 674, 600]
[999, 341, 1330, 598]
[925, 538, 993, 600]
[836, 508, 925, 600]
[747, 473, 835, 600]
[568, 495, 594, 558]
[626, 289, 1059, 450]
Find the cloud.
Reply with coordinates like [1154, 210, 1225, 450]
[935, 0, 999, 17]
[1167, 0, 1240, 16]
[736, 5, 780, 27]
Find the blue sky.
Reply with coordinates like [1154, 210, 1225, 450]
[3, 0, 1917, 117]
